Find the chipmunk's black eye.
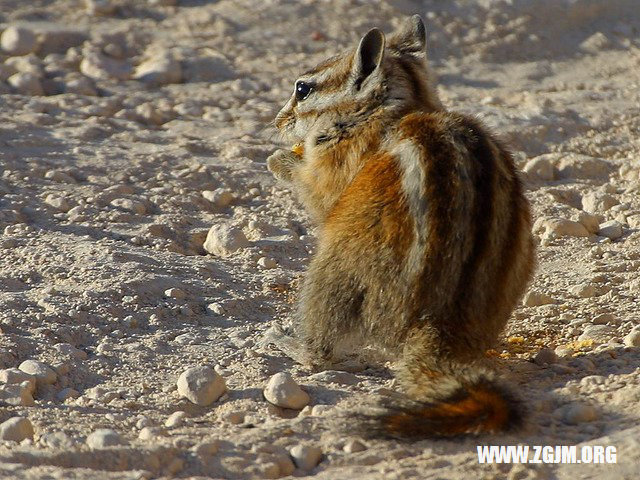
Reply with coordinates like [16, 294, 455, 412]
[295, 81, 312, 101]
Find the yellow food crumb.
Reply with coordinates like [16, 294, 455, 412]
[507, 336, 525, 344]
[292, 143, 304, 156]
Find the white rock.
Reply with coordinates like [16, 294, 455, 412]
[343, 439, 367, 453]
[264, 372, 309, 409]
[523, 156, 555, 181]
[7, 72, 43, 96]
[623, 331, 640, 347]
[54, 343, 88, 360]
[541, 218, 589, 238]
[0, 368, 36, 393]
[598, 220, 623, 240]
[1, 26, 37, 56]
[86, 429, 124, 448]
[562, 403, 598, 424]
[18, 360, 57, 385]
[165, 411, 187, 428]
[203, 224, 248, 256]
[135, 53, 182, 85]
[177, 366, 226, 406]
[202, 188, 234, 207]
[0, 383, 35, 406]
[582, 192, 618, 213]
[578, 324, 615, 344]
[289, 444, 322, 471]
[45, 194, 73, 212]
[258, 257, 277, 269]
[0, 417, 34, 442]
[523, 290, 555, 307]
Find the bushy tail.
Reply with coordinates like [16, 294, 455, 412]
[364, 371, 525, 439]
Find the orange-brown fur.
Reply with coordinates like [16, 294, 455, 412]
[267, 15, 535, 438]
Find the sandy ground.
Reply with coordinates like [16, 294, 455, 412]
[1, 0, 640, 478]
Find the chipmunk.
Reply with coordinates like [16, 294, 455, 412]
[266, 15, 535, 438]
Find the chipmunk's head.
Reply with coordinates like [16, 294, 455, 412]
[275, 15, 442, 143]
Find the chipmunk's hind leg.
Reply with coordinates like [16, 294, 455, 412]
[297, 250, 365, 371]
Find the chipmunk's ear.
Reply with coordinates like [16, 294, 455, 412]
[389, 14, 427, 57]
[353, 28, 385, 89]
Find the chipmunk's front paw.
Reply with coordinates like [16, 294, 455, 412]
[266, 149, 301, 183]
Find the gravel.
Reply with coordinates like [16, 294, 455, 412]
[0, 1, 639, 478]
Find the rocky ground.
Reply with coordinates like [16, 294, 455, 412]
[1, 0, 639, 479]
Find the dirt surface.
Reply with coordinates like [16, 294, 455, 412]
[1, 0, 640, 479]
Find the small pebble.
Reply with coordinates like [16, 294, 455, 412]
[54, 343, 88, 360]
[138, 427, 166, 440]
[45, 170, 76, 183]
[0, 417, 34, 442]
[8, 72, 44, 96]
[44, 194, 73, 212]
[86, 429, 124, 448]
[264, 372, 310, 410]
[533, 348, 558, 366]
[570, 283, 600, 298]
[177, 366, 226, 406]
[343, 439, 367, 453]
[192, 439, 220, 459]
[202, 188, 234, 207]
[258, 257, 277, 269]
[598, 220, 623, 240]
[57, 388, 80, 401]
[523, 290, 555, 307]
[164, 287, 186, 300]
[165, 411, 187, 428]
[562, 403, 599, 425]
[224, 411, 245, 425]
[289, 444, 322, 471]
[203, 224, 248, 256]
[1, 26, 37, 56]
